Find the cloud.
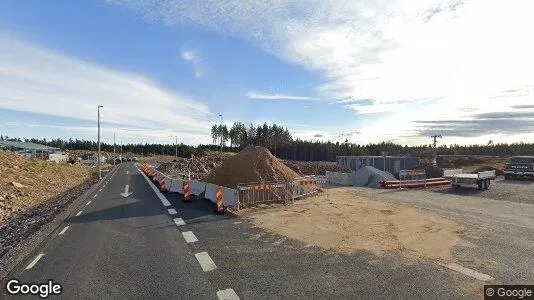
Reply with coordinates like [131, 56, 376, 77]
[106, 0, 534, 142]
[246, 91, 320, 101]
[512, 105, 534, 110]
[181, 48, 205, 78]
[313, 134, 323, 138]
[0, 35, 213, 144]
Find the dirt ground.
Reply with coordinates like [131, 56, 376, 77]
[247, 187, 462, 263]
[0, 151, 96, 224]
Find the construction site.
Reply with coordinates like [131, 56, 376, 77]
[1, 138, 533, 298]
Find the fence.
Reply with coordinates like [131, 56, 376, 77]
[236, 181, 293, 207]
[337, 156, 420, 176]
[236, 176, 326, 208]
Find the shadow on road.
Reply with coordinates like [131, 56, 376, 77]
[164, 192, 230, 223]
[67, 198, 163, 224]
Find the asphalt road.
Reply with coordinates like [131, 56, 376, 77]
[0, 163, 223, 299]
[2, 162, 511, 299]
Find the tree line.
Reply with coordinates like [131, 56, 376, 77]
[2, 124, 534, 161]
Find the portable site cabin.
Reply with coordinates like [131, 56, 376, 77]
[0, 140, 61, 160]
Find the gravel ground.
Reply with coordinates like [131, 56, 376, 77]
[430, 176, 534, 204]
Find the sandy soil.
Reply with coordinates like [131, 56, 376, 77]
[0, 151, 95, 224]
[248, 187, 462, 263]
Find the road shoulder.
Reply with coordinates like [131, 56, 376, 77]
[0, 165, 118, 281]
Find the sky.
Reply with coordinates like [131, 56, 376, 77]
[1, 0, 533, 146]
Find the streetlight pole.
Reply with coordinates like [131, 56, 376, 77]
[113, 132, 116, 166]
[218, 114, 223, 161]
[97, 105, 103, 179]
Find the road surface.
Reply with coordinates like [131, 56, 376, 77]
[3, 162, 525, 299]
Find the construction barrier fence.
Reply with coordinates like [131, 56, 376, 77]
[139, 164, 238, 208]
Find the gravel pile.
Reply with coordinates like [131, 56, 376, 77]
[352, 166, 396, 188]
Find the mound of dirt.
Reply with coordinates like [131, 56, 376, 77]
[204, 146, 299, 189]
[0, 150, 94, 224]
[470, 166, 504, 176]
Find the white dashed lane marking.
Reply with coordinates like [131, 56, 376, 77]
[86, 201, 91, 206]
[173, 218, 185, 227]
[25, 254, 44, 270]
[217, 289, 240, 300]
[182, 231, 198, 243]
[58, 226, 69, 235]
[76, 211, 82, 216]
[443, 263, 494, 282]
[93, 194, 97, 198]
[195, 252, 217, 272]
[167, 208, 177, 215]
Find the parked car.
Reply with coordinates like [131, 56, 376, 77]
[504, 156, 534, 180]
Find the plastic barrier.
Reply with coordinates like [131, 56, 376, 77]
[189, 180, 206, 196]
[222, 187, 238, 207]
[169, 178, 183, 193]
[205, 183, 217, 203]
[325, 171, 352, 185]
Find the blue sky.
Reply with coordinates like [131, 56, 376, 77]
[1, 0, 533, 146]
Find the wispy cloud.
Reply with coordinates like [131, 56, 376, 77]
[0, 34, 213, 144]
[246, 91, 320, 101]
[181, 48, 205, 78]
[107, 0, 534, 142]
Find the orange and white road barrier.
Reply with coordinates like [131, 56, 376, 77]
[215, 186, 224, 214]
[160, 178, 168, 193]
[183, 181, 191, 202]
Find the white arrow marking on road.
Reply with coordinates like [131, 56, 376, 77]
[120, 185, 133, 197]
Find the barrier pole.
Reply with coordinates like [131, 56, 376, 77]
[215, 186, 224, 215]
[183, 181, 191, 202]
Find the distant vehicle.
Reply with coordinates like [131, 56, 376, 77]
[504, 156, 534, 180]
[115, 158, 122, 164]
[444, 169, 496, 190]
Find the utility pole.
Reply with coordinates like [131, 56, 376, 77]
[175, 136, 178, 158]
[431, 135, 442, 166]
[97, 105, 103, 179]
[113, 133, 116, 166]
[218, 114, 223, 161]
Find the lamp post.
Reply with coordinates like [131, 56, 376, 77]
[218, 114, 223, 161]
[97, 105, 103, 179]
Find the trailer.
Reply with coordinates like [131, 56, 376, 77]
[444, 169, 496, 190]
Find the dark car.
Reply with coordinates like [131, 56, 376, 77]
[504, 156, 534, 180]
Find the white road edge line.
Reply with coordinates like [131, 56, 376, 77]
[182, 231, 198, 243]
[174, 218, 186, 227]
[76, 211, 82, 216]
[25, 253, 44, 270]
[443, 263, 494, 282]
[58, 226, 69, 235]
[167, 208, 177, 215]
[195, 252, 217, 272]
[86, 201, 91, 206]
[139, 167, 171, 207]
[217, 289, 240, 300]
